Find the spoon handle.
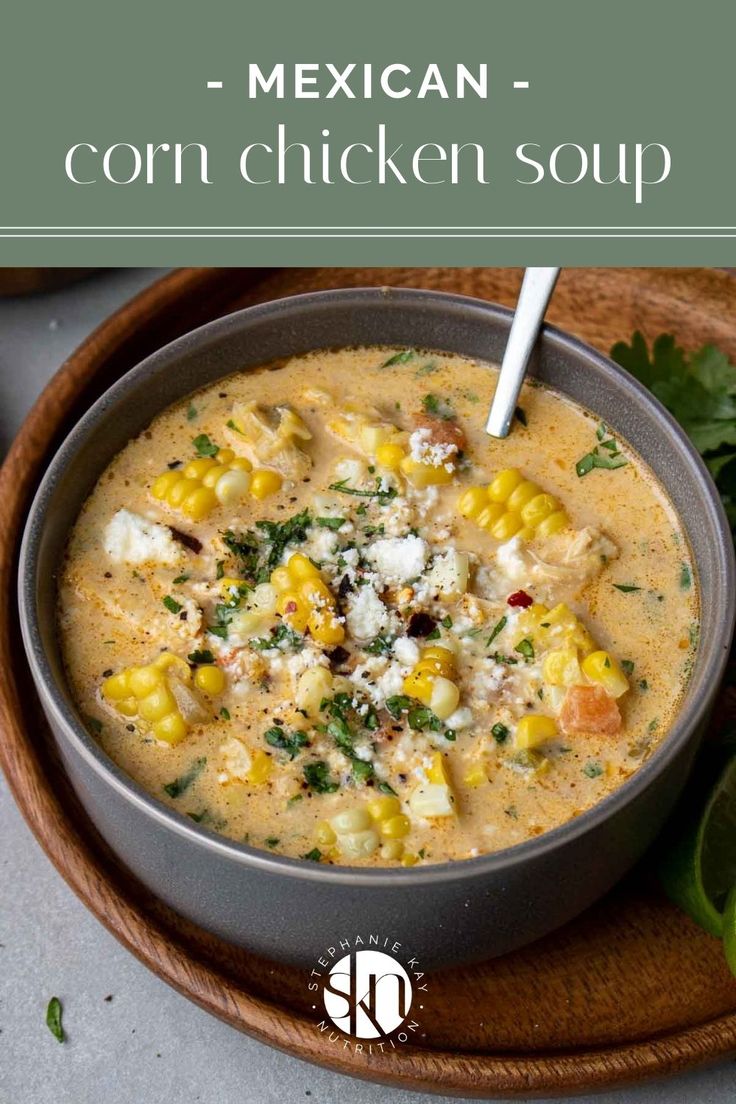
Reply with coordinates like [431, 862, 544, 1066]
[485, 267, 560, 438]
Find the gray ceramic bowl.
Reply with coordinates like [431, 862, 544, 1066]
[18, 287, 736, 970]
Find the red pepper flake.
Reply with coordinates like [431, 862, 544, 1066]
[507, 590, 533, 608]
[285, 601, 298, 614]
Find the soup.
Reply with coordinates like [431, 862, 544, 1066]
[58, 347, 698, 867]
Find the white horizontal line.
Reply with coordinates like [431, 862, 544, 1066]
[206, 80, 223, 89]
[513, 81, 529, 89]
[2, 225, 736, 231]
[3, 233, 736, 239]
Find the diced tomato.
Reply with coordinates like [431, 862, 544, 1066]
[507, 590, 533, 608]
[559, 685, 622, 736]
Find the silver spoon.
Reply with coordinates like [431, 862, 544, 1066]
[485, 267, 560, 438]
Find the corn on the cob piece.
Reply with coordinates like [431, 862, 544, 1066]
[270, 553, 344, 644]
[152, 444, 281, 519]
[458, 467, 570, 542]
[315, 791, 413, 863]
[402, 645, 460, 720]
[101, 652, 206, 745]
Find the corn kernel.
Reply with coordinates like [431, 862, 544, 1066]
[421, 645, 457, 670]
[457, 486, 488, 520]
[295, 666, 334, 717]
[521, 493, 558, 527]
[250, 469, 283, 499]
[307, 608, 345, 645]
[401, 853, 419, 867]
[476, 503, 506, 530]
[247, 749, 273, 783]
[102, 671, 132, 701]
[366, 794, 401, 821]
[429, 676, 460, 720]
[194, 665, 226, 696]
[360, 424, 392, 453]
[464, 763, 488, 787]
[382, 814, 411, 839]
[276, 591, 310, 633]
[402, 668, 435, 705]
[288, 552, 320, 581]
[151, 471, 183, 500]
[331, 807, 372, 833]
[381, 840, 405, 861]
[214, 467, 251, 506]
[153, 711, 188, 745]
[507, 480, 541, 512]
[536, 509, 569, 538]
[315, 820, 337, 847]
[229, 456, 252, 472]
[542, 647, 582, 687]
[487, 468, 523, 502]
[489, 511, 524, 541]
[183, 457, 218, 480]
[202, 463, 228, 487]
[167, 476, 200, 508]
[427, 751, 450, 786]
[116, 697, 139, 717]
[515, 714, 557, 749]
[138, 684, 178, 722]
[340, 829, 380, 859]
[400, 456, 453, 487]
[270, 566, 292, 592]
[375, 442, 405, 471]
[581, 650, 629, 698]
[217, 447, 235, 464]
[181, 486, 218, 520]
[415, 656, 453, 678]
[153, 653, 192, 682]
[127, 665, 164, 698]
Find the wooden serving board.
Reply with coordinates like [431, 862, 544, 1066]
[3, 267, 736, 1098]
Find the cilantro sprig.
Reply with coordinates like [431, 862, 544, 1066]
[611, 331, 736, 534]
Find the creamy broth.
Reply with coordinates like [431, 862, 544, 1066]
[58, 347, 698, 866]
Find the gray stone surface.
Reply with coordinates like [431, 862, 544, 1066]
[0, 268, 734, 1103]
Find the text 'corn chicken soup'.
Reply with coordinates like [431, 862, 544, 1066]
[58, 347, 698, 867]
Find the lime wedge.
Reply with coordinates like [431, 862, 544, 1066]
[659, 753, 736, 938]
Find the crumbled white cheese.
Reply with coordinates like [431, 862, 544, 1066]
[445, 706, 474, 730]
[408, 427, 458, 470]
[103, 509, 181, 566]
[376, 662, 405, 699]
[393, 635, 420, 667]
[345, 586, 388, 641]
[217, 737, 252, 784]
[365, 535, 428, 585]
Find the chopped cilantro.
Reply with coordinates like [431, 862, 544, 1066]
[172, 573, 190, 585]
[303, 761, 339, 794]
[316, 516, 346, 530]
[265, 726, 310, 760]
[250, 623, 304, 652]
[614, 583, 641, 593]
[302, 847, 323, 861]
[46, 997, 64, 1043]
[583, 760, 604, 778]
[186, 403, 198, 421]
[378, 781, 398, 796]
[365, 635, 393, 656]
[621, 659, 635, 675]
[328, 478, 397, 505]
[421, 393, 453, 419]
[441, 615, 453, 629]
[491, 723, 509, 744]
[192, 433, 219, 457]
[486, 616, 507, 647]
[163, 757, 206, 798]
[162, 595, 183, 614]
[188, 648, 215, 665]
[220, 707, 231, 720]
[380, 349, 416, 368]
[680, 563, 692, 590]
[265, 837, 280, 848]
[515, 638, 535, 661]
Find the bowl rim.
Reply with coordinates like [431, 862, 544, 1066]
[18, 284, 736, 888]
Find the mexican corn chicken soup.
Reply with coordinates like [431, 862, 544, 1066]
[59, 347, 698, 867]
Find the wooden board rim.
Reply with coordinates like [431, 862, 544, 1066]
[2, 266, 736, 1097]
